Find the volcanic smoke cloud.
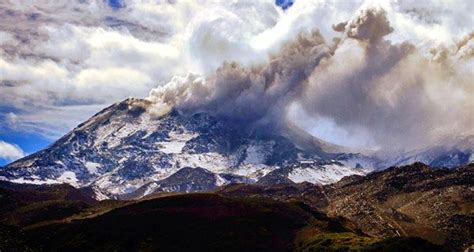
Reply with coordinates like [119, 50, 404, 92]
[148, 7, 474, 151]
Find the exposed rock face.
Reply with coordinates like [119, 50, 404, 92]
[218, 182, 330, 210]
[123, 167, 251, 199]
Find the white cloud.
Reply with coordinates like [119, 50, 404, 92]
[0, 141, 24, 161]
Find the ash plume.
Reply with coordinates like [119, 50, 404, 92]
[148, 7, 474, 151]
[148, 30, 334, 127]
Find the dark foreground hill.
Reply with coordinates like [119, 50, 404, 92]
[0, 190, 444, 252]
[0, 163, 472, 251]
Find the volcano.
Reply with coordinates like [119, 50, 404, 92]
[0, 98, 375, 199]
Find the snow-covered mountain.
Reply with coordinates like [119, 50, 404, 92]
[0, 98, 472, 200]
[376, 136, 474, 169]
[0, 98, 372, 199]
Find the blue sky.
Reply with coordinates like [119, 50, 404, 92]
[275, 0, 294, 10]
[0, 133, 50, 166]
[108, 0, 126, 9]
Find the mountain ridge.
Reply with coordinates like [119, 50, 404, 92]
[0, 98, 472, 200]
[0, 98, 372, 199]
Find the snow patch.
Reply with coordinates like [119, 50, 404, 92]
[215, 174, 227, 186]
[232, 164, 277, 180]
[288, 164, 367, 185]
[93, 187, 110, 201]
[157, 141, 186, 154]
[9, 177, 60, 185]
[55, 160, 65, 167]
[85, 161, 101, 174]
[157, 130, 198, 154]
[174, 153, 234, 173]
[57, 171, 79, 187]
[143, 182, 160, 197]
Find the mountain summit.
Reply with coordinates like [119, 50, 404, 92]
[0, 98, 372, 199]
[1, 98, 472, 199]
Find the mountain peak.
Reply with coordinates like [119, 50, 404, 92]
[1, 98, 472, 200]
[0, 98, 372, 199]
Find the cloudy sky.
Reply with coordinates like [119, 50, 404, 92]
[0, 0, 473, 165]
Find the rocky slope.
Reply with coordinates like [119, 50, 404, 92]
[324, 162, 474, 250]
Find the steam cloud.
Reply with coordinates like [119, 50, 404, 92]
[149, 7, 474, 151]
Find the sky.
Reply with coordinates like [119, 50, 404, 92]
[0, 0, 473, 165]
